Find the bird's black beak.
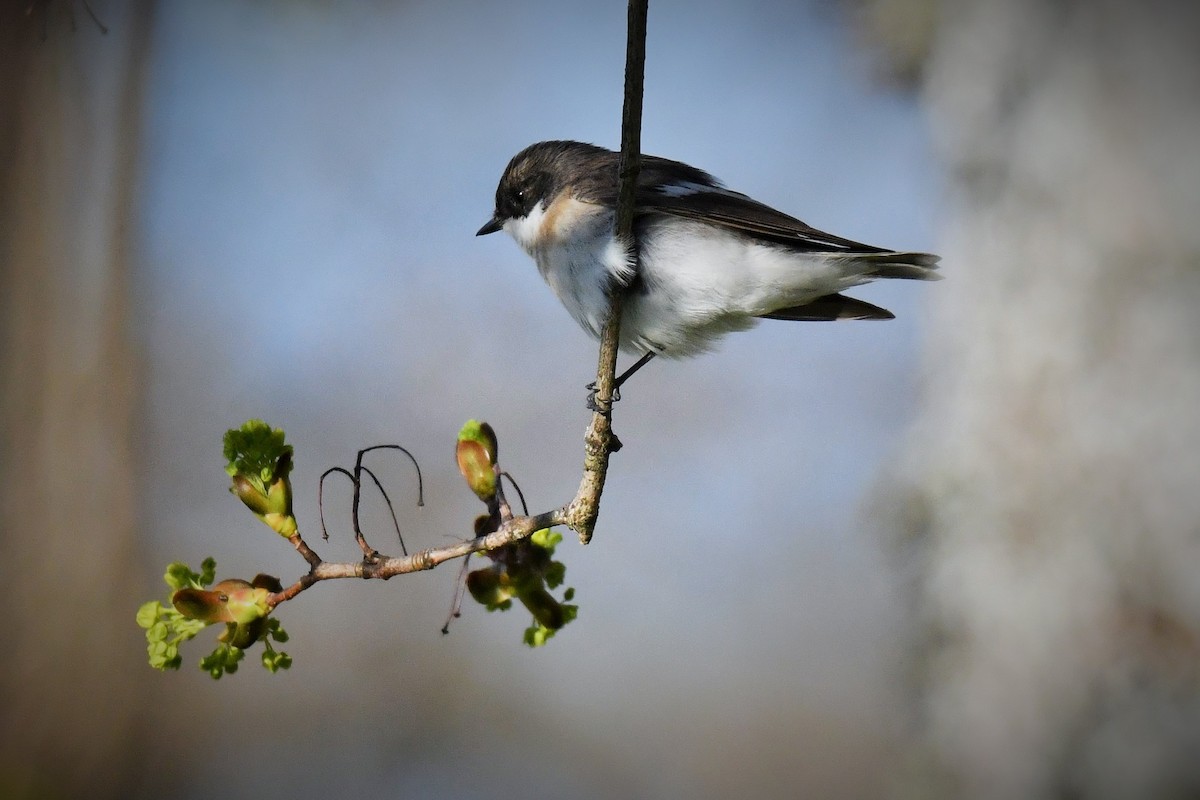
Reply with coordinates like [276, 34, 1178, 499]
[476, 216, 503, 236]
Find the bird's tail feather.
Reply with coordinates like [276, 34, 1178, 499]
[850, 250, 942, 281]
[760, 293, 895, 321]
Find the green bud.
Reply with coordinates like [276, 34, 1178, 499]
[223, 420, 293, 495]
[457, 419, 498, 463]
[517, 585, 565, 630]
[172, 578, 270, 624]
[266, 474, 292, 516]
[233, 467, 296, 537]
[456, 420, 501, 502]
[466, 567, 512, 608]
[231, 474, 270, 515]
[220, 617, 267, 648]
[216, 579, 271, 623]
[261, 512, 298, 537]
[456, 439, 497, 502]
[172, 588, 228, 623]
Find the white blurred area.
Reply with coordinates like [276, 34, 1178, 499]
[870, 1, 1200, 798]
[8, 0, 925, 798]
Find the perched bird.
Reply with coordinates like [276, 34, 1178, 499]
[478, 140, 940, 387]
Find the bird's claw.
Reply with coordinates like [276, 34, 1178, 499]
[585, 381, 621, 412]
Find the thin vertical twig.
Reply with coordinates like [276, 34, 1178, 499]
[566, 0, 648, 544]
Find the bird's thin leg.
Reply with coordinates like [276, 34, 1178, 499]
[614, 351, 656, 391]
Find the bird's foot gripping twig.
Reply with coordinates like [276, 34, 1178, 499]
[585, 381, 623, 413]
[585, 351, 657, 411]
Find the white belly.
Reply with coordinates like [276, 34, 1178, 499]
[622, 220, 849, 356]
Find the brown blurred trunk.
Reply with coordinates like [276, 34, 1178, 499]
[859, 0, 1200, 797]
[0, 2, 154, 796]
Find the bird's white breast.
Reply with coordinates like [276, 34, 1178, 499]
[504, 197, 633, 338]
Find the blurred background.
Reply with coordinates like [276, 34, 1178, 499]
[3, 1, 1198, 798]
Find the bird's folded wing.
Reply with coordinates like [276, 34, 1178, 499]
[632, 156, 888, 254]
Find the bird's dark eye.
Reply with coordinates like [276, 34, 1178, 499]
[505, 184, 534, 217]
[496, 172, 546, 221]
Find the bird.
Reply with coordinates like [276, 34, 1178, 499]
[477, 140, 940, 391]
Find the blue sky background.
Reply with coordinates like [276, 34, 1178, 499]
[134, 1, 940, 796]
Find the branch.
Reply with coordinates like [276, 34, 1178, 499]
[564, 0, 649, 544]
[268, 507, 566, 607]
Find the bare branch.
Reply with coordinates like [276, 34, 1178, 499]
[285, 531, 322, 570]
[267, 507, 567, 608]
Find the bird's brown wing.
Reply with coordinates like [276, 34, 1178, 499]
[631, 155, 889, 254]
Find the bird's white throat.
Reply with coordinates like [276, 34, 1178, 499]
[502, 202, 546, 252]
